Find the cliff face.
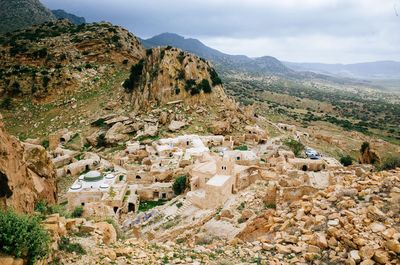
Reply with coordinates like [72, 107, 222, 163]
[127, 47, 231, 111]
[0, 0, 55, 34]
[0, 115, 57, 213]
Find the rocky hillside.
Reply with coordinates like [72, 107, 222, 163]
[0, 0, 55, 34]
[0, 20, 144, 99]
[0, 114, 57, 213]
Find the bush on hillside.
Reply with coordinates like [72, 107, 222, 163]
[283, 138, 304, 157]
[340, 155, 353, 166]
[378, 155, 400, 171]
[208, 68, 222, 86]
[123, 59, 144, 92]
[172, 176, 187, 195]
[0, 209, 50, 264]
[0, 96, 12, 109]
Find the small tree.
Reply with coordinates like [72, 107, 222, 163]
[283, 138, 304, 157]
[340, 155, 353, 166]
[360, 142, 370, 153]
[96, 134, 107, 148]
[172, 176, 187, 195]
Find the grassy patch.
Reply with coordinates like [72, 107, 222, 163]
[139, 199, 167, 212]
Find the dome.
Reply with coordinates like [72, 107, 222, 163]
[71, 183, 82, 190]
[84, 171, 103, 181]
[100, 184, 109, 189]
[105, 174, 115, 179]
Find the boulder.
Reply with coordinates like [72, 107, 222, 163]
[209, 121, 230, 135]
[168, 120, 186, 132]
[95, 222, 117, 245]
[105, 122, 130, 145]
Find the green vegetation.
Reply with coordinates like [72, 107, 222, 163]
[41, 140, 49, 149]
[137, 135, 160, 143]
[123, 59, 145, 92]
[198, 79, 212, 93]
[71, 206, 84, 218]
[139, 199, 166, 212]
[184, 79, 212, 95]
[378, 155, 400, 171]
[91, 118, 106, 127]
[360, 142, 370, 153]
[96, 134, 107, 148]
[234, 145, 248, 151]
[0, 96, 13, 109]
[177, 51, 185, 64]
[172, 176, 188, 195]
[58, 236, 86, 255]
[340, 155, 354, 166]
[209, 68, 222, 86]
[283, 138, 304, 157]
[0, 209, 50, 264]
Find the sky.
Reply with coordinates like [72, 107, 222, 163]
[42, 0, 400, 64]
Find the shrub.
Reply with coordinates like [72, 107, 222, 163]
[175, 87, 181, 95]
[184, 79, 196, 92]
[177, 70, 185, 80]
[10, 82, 21, 96]
[91, 118, 106, 127]
[0, 209, 50, 264]
[58, 236, 86, 255]
[198, 79, 212, 93]
[146, 49, 153, 56]
[208, 68, 222, 86]
[71, 206, 83, 218]
[378, 155, 400, 171]
[177, 51, 185, 64]
[123, 59, 144, 92]
[360, 142, 370, 153]
[283, 138, 305, 157]
[190, 86, 200, 96]
[172, 176, 187, 195]
[96, 134, 107, 148]
[340, 155, 353, 166]
[42, 76, 50, 88]
[0, 96, 12, 109]
[41, 140, 49, 149]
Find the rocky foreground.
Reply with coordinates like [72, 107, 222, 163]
[34, 168, 399, 265]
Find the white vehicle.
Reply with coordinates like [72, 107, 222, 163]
[305, 147, 320, 160]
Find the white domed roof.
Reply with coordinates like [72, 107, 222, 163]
[71, 183, 82, 190]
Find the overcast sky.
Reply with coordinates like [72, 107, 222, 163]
[42, 0, 400, 63]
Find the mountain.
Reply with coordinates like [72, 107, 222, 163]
[143, 33, 294, 76]
[285, 61, 400, 79]
[52, 9, 86, 25]
[0, 0, 55, 34]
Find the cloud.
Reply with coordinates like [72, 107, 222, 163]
[42, 0, 400, 63]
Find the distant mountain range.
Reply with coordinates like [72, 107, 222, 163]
[143, 33, 400, 80]
[284, 61, 400, 80]
[142, 33, 295, 77]
[0, 0, 55, 34]
[52, 9, 86, 25]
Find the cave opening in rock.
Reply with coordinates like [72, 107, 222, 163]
[0, 171, 13, 198]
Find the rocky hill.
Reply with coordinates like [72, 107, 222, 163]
[0, 114, 57, 213]
[0, 20, 251, 141]
[0, 0, 55, 34]
[0, 20, 144, 99]
[52, 9, 86, 25]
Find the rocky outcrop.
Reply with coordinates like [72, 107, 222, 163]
[359, 143, 381, 165]
[0, 116, 57, 213]
[127, 47, 231, 111]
